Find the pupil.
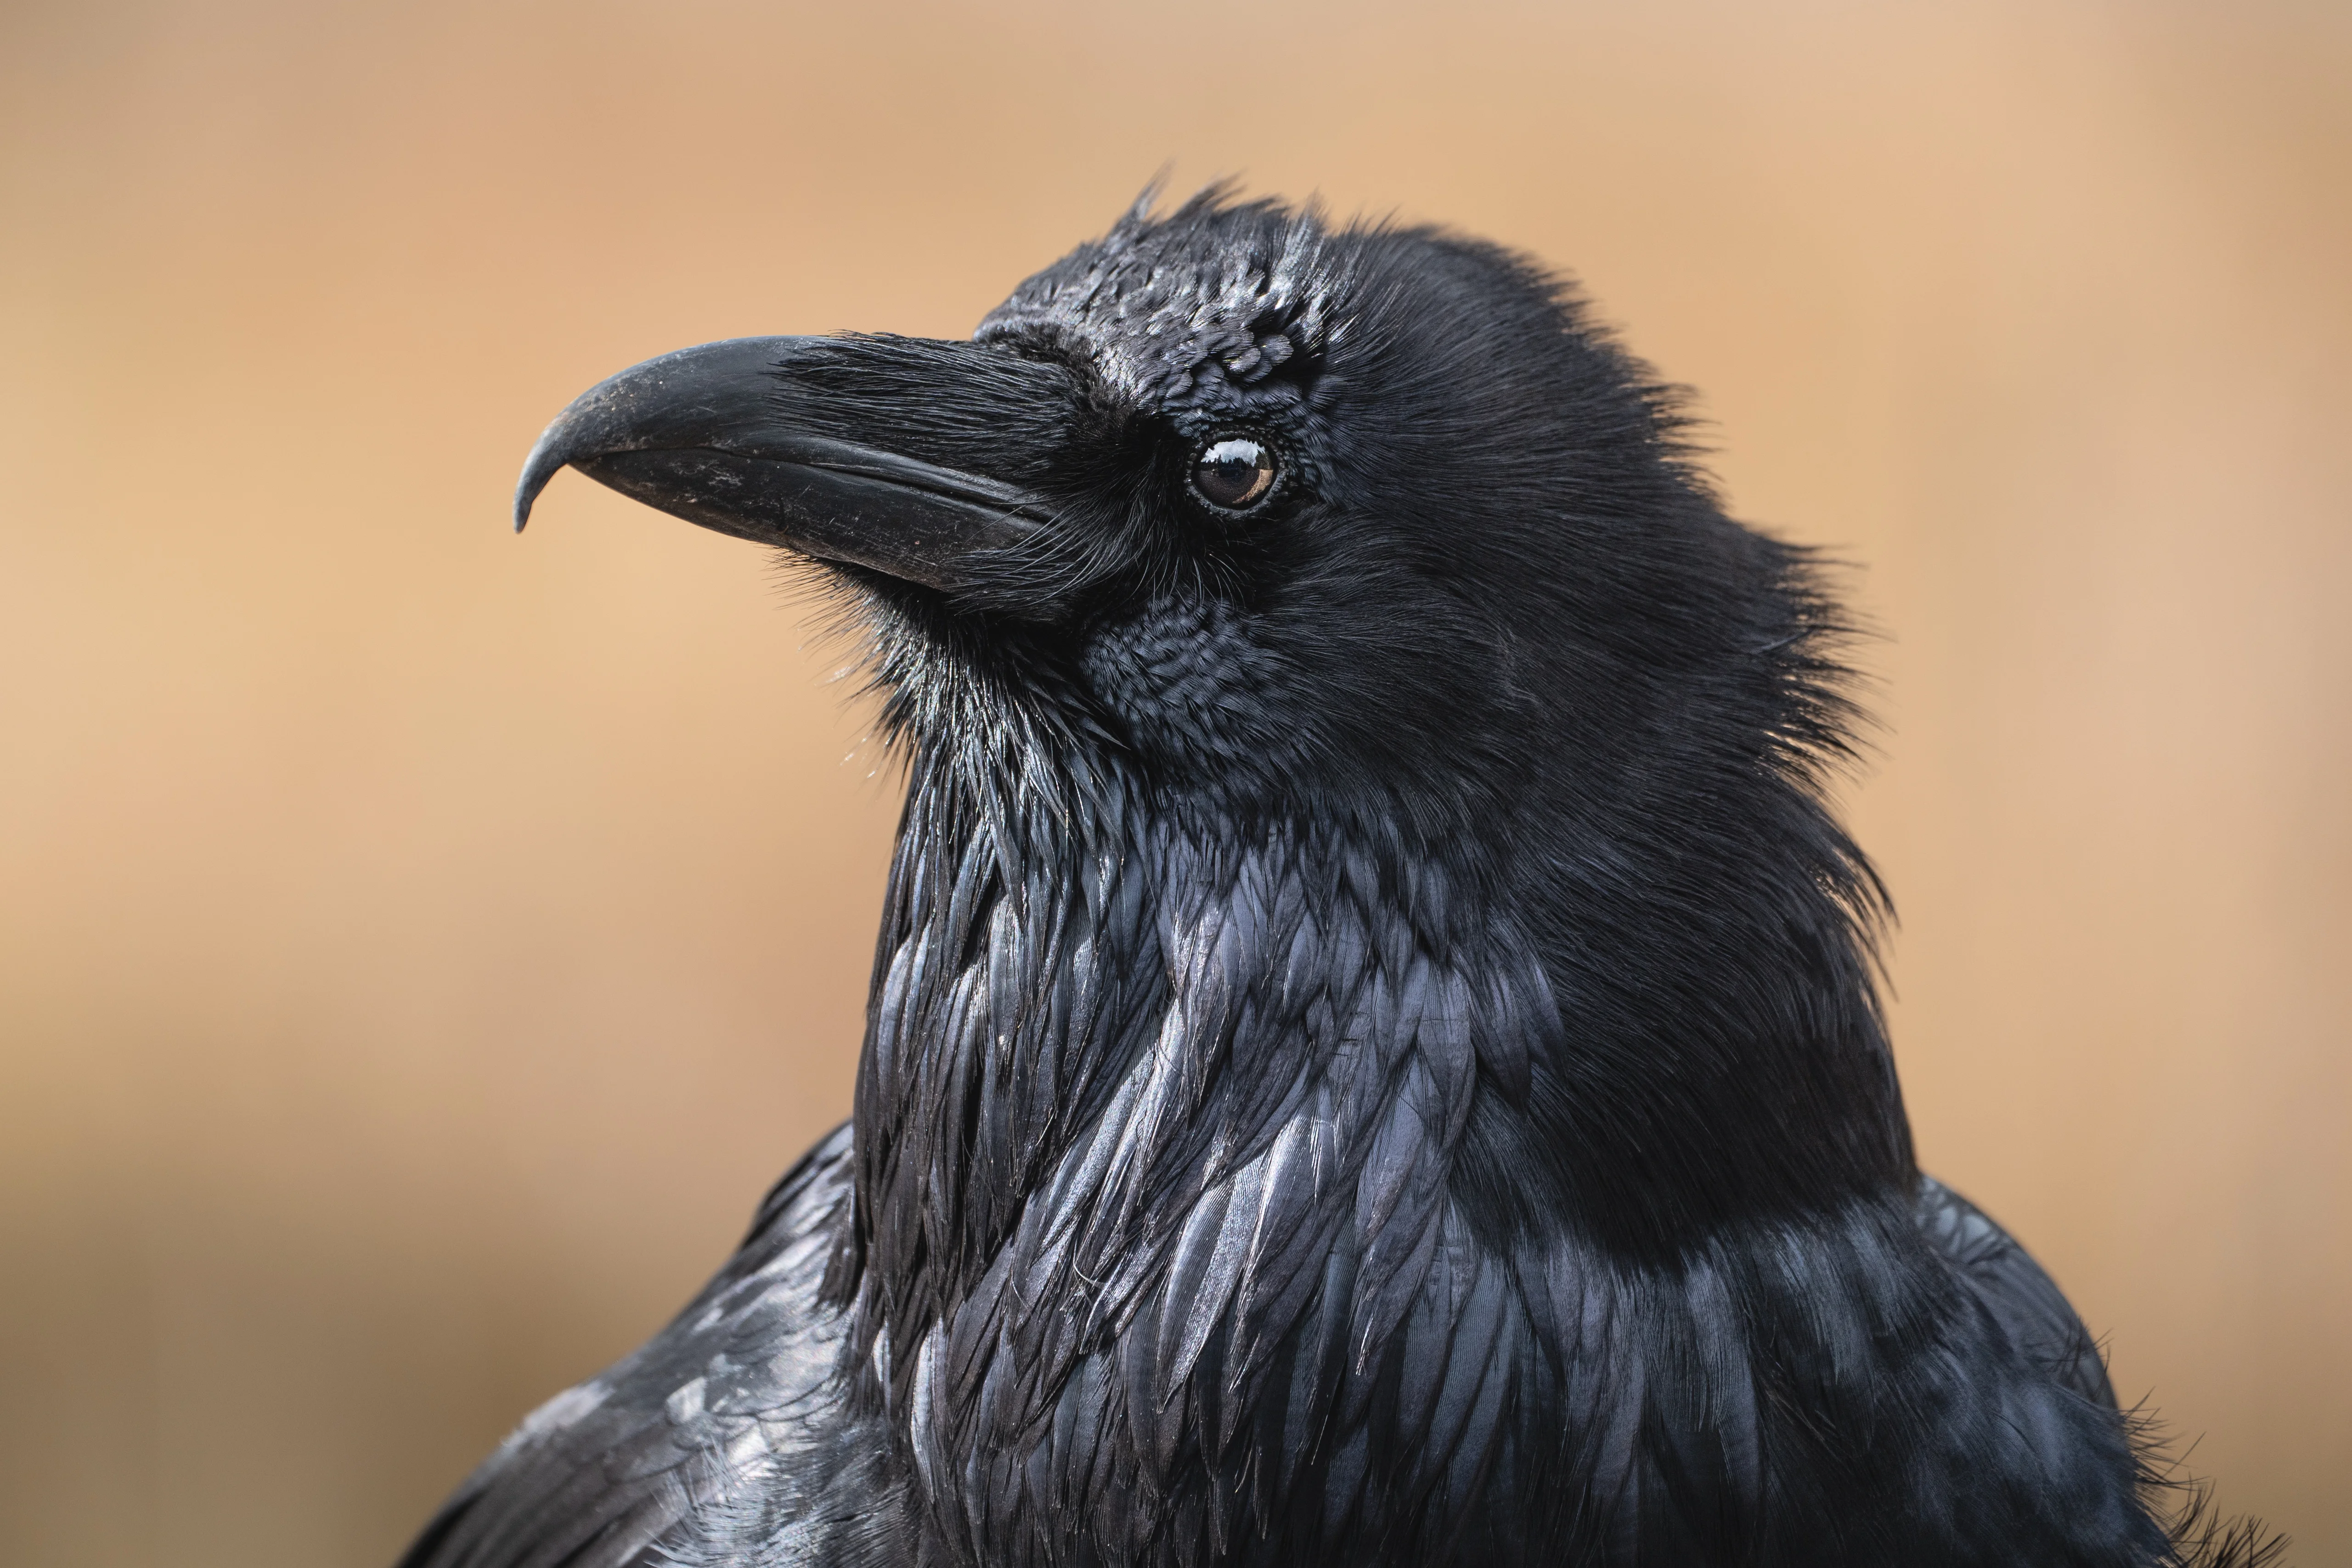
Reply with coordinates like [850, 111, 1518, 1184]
[1194, 437, 1274, 508]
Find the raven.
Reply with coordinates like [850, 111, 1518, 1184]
[400, 190, 2265, 1568]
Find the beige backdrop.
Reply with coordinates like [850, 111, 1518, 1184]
[3, 2, 2346, 1562]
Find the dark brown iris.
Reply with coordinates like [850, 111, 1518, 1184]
[1190, 436, 1278, 510]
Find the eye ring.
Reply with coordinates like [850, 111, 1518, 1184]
[1190, 434, 1280, 512]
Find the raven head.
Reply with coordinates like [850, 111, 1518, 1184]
[525, 187, 1903, 1257]
[521, 187, 1864, 911]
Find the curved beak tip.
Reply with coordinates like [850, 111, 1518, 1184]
[512, 425, 575, 534]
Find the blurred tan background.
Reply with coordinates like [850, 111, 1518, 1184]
[3, 1, 2346, 1562]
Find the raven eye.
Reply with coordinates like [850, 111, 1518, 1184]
[1191, 436, 1278, 510]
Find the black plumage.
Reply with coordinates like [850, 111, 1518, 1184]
[402, 189, 2271, 1568]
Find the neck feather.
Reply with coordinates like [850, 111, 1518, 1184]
[833, 727, 1907, 1403]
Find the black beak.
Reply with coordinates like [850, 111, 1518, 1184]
[513, 336, 1060, 592]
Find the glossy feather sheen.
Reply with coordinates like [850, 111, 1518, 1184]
[399, 192, 2273, 1568]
